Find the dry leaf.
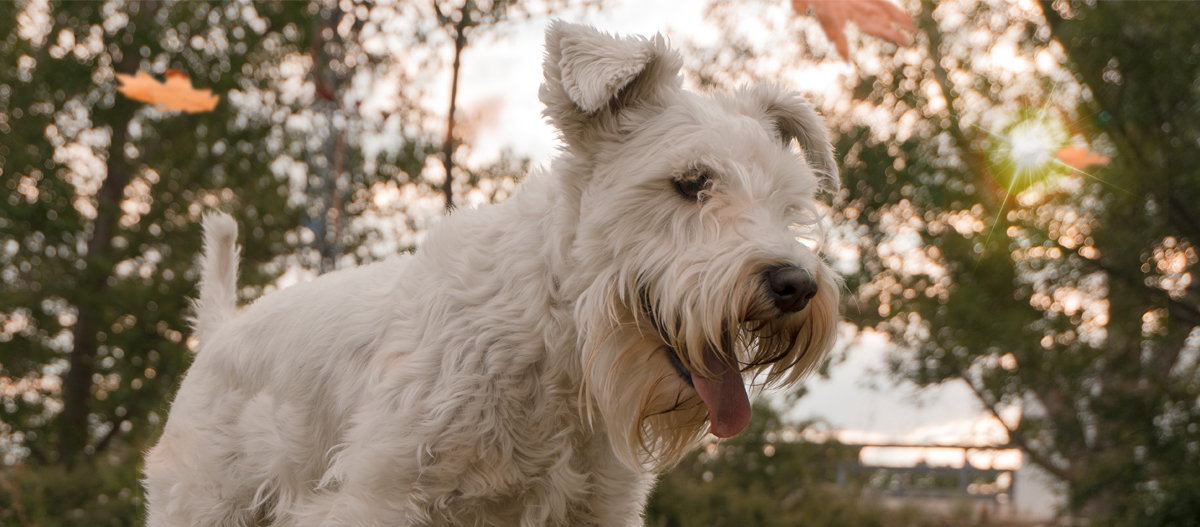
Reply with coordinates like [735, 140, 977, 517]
[792, 0, 917, 60]
[1055, 146, 1111, 169]
[116, 70, 220, 113]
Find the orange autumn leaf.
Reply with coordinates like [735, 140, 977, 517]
[1055, 146, 1111, 169]
[791, 0, 916, 61]
[115, 70, 219, 113]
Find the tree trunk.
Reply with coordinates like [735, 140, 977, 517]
[312, 4, 346, 273]
[441, 20, 468, 212]
[58, 94, 136, 467]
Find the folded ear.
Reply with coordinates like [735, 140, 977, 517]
[539, 21, 683, 150]
[744, 84, 840, 192]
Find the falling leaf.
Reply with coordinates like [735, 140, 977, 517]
[115, 70, 219, 113]
[791, 0, 916, 61]
[1055, 146, 1111, 169]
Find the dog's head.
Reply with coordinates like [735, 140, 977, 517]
[541, 22, 840, 470]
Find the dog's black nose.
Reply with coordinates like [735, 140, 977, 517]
[765, 266, 817, 314]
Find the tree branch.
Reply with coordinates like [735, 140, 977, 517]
[0, 470, 32, 527]
[959, 371, 1077, 484]
[440, 1, 474, 211]
[1086, 256, 1200, 327]
[1170, 195, 1200, 242]
[432, 0, 450, 25]
[1034, 0, 1153, 170]
[917, 0, 987, 180]
[92, 415, 129, 456]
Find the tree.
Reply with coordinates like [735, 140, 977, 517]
[433, 0, 514, 211]
[0, 0, 318, 459]
[646, 403, 965, 527]
[0, 1, 324, 523]
[678, 0, 1198, 523]
[429, 0, 598, 211]
[820, 1, 1199, 524]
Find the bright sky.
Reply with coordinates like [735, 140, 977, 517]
[448, 0, 721, 167]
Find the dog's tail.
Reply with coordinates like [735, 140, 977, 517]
[189, 212, 240, 347]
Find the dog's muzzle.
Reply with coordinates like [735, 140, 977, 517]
[764, 265, 817, 314]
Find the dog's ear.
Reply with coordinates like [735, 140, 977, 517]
[540, 21, 683, 149]
[746, 85, 840, 192]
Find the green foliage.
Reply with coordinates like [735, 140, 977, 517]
[1, 0, 315, 461]
[0, 445, 143, 526]
[1036, 5, 1200, 524]
[826, 1, 1200, 524]
[0, 1, 325, 523]
[646, 403, 893, 527]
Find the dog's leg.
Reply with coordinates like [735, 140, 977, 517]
[143, 425, 257, 527]
[291, 484, 414, 527]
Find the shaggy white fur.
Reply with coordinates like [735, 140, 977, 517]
[143, 21, 841, 527]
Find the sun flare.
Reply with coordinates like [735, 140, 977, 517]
[985, 108, 1070, 194]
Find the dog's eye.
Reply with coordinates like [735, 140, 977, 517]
[673, 168, 711, 201]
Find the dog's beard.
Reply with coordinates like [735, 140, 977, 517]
[576, 265, 839, 470]
[578, 314, 711, 472]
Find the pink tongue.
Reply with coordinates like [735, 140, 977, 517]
[690, 353, 751, 438]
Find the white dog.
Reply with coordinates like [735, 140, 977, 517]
[143, 21, 840, 526]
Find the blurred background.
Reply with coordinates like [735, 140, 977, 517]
[1, 0, 1197, 525]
